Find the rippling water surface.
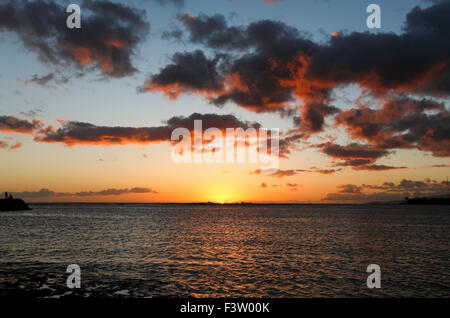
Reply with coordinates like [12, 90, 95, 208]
[0, 204, 448, 297]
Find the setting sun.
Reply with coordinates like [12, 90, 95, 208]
[206, 186, 238, 204]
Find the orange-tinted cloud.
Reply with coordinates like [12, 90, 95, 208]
[34, 113, 260, 146]
[0, 115, 43, 134]
[10, 141, 22, 150]
[334, 97, 450, 157]
[0, 140, 22, 150]
[252, 169, 299, 178]
[0, 0, 149, 78]
[151, 2, 450, 145]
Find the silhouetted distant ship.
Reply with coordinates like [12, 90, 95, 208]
[0, 192, 31, 211]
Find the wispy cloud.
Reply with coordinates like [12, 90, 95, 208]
[11, 187, 158, 198]
[251, 167, 341, 178]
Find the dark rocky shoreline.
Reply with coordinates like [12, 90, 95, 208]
[0, 263, 177, 298]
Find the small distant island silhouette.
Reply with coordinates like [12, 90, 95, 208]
[402, 178, 450, 205]
[0, 192, 31, 211]
[403, 196, 450, 205]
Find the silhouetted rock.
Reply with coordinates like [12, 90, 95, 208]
[0, 198, 31, 211]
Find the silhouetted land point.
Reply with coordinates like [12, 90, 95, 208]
[403, 197, 450, 205]
[0, 199, 31, 211]
[0, 192, 31, 211]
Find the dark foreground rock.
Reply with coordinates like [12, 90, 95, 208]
[0, 199, 31, 211]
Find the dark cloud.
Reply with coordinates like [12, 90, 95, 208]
[23, 73, 54, 86]
[353, 164, 407, 171]
[165, 112, 260, 131]
[139, 50, 226, 99]
[4, 112, 301, 157]
[0, 115, 43, 134]
[294, 102, 340, 132]
[149, 1, 450, 155]
[11, 187, 158, 198]
[34, 113, 261, 146]
[404, 2, 450, 38]
[0, 0, 149, 78]
[334, 96, 450, 157]
[384, 179, 447, 194]
[35, 121, 171, 145]
[277, 133, 305, 158]
[75, 187, 158, 196]
[309, 2, 450, 97]
[323, 178, 448, 202]
[22, 72, 69, 87]
[336, 184, 362, 194]
[305, 2, 450, 97]
[318, 142, 390, 164]
[169, 13, 304, 51]
[313, 168, 341, 175]
[175, 13, 247, 50]
[149, 16, 318, 114]
[11, 188, 57, 198]
[315, 141, 412, 170]
[20, 108, 44, 118]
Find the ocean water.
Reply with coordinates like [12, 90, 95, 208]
[0, 204, 448, 298]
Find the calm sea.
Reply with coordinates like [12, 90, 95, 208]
[0, 204, 448, 297]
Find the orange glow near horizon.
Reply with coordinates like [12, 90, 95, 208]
[1, 138, 449, 204]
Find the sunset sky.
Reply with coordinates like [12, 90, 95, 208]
[0, 0, 449, 203]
